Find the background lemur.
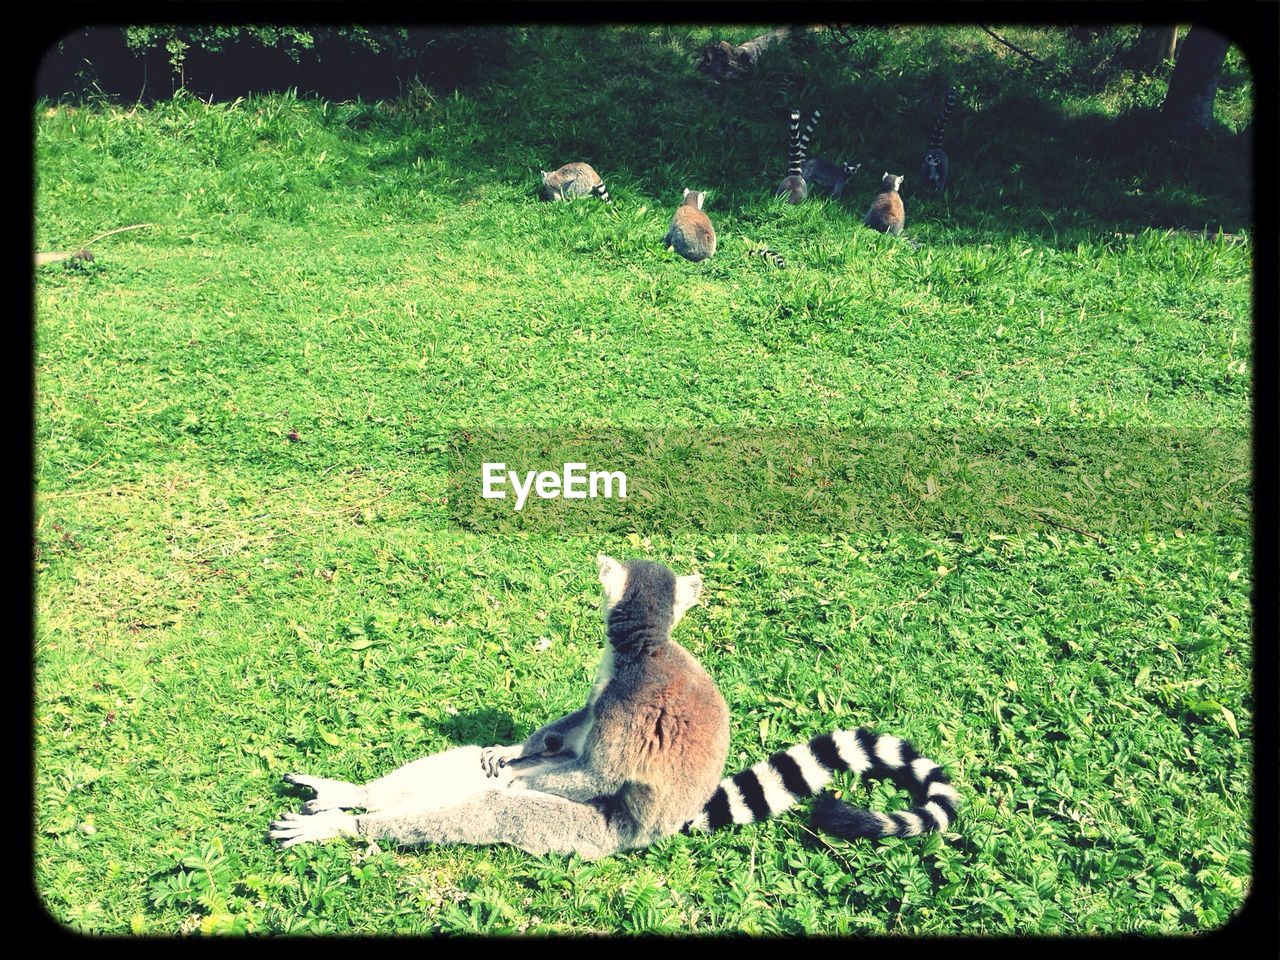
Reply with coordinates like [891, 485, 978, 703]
[801, 158, 862, 200]
[776, 109, 819, 204]
[272, 556, 961, 855]
[864, 173, 906, 235]
[540, 162, 612, 203]
[665, 189, 717, 262]
[921, 87, 957, 193]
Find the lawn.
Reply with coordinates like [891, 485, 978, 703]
[34, 26, 1252, 934]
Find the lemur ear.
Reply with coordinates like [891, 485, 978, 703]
[683, 187, 691, 198]
[672, 573, 703, 623]
[597, 554, 628, 610]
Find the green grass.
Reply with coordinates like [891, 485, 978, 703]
[35, 26, 1252, 935]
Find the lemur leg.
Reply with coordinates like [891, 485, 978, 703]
[270, 808, 360, 848]
[362, 788, 633, 859]
[361, 745, 536, 813]
[285, 744, 527, 815]
[271, 788, 632, 858]
[282, 773, 368, 814]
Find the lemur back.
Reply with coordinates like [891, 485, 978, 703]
[554, 557, 730, 843]
[776, 109, 820, 204]
[801, 158, 862, 199]
[665, 189, 717, 262]
[540, 161, 612, 203]
[921, 87, 957, 193]
[864, 173, 906, 236]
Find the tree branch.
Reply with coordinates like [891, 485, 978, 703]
[979, 25, 1045, 66]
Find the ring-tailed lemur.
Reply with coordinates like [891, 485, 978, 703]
[272, 556, 960, 856]
[864, 173, 906, 235]
[776, 108, 820, 204]
[921, 88, 957, 193]
[272, 555, 730, 857]
[665, 189, 718, 262]
[801, 158, 862, 199]
[540, 162, 613, 203]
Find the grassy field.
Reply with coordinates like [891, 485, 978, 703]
[35, 26, 1252, 934]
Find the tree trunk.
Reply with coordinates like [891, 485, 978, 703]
[694, 26, 794, 82]
[1161, 26, 1230, 135]
[1134, 25, 1181, 73]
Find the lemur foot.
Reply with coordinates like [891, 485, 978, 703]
[269, 809, 358, 849]
[282, 773, 366, 812]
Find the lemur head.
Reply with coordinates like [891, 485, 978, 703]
[882, 173, 904, 192]
[597, 554, 703, 630]
[681, 188, 706, 211]
[538, 171, 558, 201]
[843, 162, 862, 178]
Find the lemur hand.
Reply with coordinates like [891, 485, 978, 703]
[480, 745, 524, 778]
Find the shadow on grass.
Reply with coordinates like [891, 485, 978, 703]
[427, 708, 525, 747]
[39, 26, 1253, 244]
[441, 28, 1252, 241]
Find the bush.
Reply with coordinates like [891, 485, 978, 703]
[39, 26, 509, 102]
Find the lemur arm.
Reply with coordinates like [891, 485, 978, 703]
[523, 706, 593, 757]
[511, 702, 637, 803]
[480, 706, 595, 778]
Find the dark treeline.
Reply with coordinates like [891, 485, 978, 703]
[36, 27, 508, 103]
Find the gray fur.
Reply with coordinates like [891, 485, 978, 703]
[540, 162, 611, 202]
[801, 158, 862, 199]
[864, 173, 906, 236]
[271, 555, 727, 860]
[921, 88, 957, 192]
[776, 108, 820, 203]
[921, 148, 950, 193]
[665, 190, 718, 262]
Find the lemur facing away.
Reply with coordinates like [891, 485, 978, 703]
[776, 109, 820, 204]
[921, 87, 958, 193]
[273, 556, 730, 857]
[272, 556, 962, 858]
[864, 173, 906, 236]
[539, 162, 612, 203]
[665, 189, 718, 262]
[801, 158, 862, 200]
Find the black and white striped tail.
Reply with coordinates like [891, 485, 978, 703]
[798, 109, 820, 167]
[682, 728, 960, 840]
[929, 88, 957, 150]
[749, 248, 786, 268]
[787, 109, 803, 176]
[591, 181, 613, 204]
